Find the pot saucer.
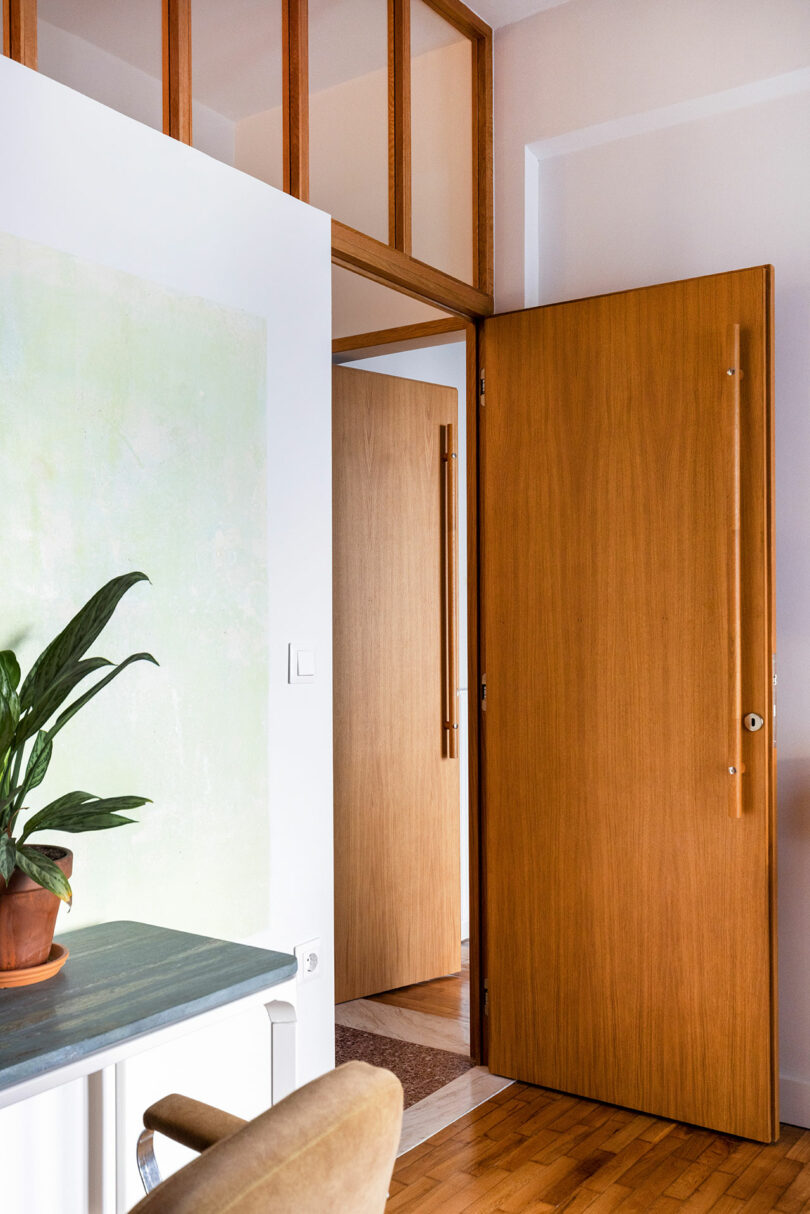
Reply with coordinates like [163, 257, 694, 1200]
[0, 943, 69, 988]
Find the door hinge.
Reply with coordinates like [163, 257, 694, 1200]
[773, 653, 778, 744]
[484, 979, 489, 1016]
[479, 369, 486, 407]
[480, 673, 487, 709]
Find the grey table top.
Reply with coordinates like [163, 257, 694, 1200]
[0, 920, 297, 1095]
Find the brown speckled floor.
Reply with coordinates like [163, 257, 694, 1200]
[335, 1024, 474, 1108]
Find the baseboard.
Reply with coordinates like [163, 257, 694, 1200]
[780, 1074, 810, 1129]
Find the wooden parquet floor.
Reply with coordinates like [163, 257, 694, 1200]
[370, 945, 470, 1025]
[387, 1081, 810, 1213]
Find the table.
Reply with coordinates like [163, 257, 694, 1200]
[0, 921, 298, 1212]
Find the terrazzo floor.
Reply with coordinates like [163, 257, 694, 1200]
[335, 1023, 474, 1107]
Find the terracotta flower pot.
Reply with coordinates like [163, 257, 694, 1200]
[0, 846, 73, 971]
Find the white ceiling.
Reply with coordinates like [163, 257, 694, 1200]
[468, 0, 572, 28]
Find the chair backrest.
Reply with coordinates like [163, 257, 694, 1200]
[129, 1061, 404, 1214]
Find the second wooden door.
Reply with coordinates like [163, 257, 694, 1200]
[333, 365, 460, 1004]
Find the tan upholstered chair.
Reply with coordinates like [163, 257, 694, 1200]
[129, 1061, 404, 1214]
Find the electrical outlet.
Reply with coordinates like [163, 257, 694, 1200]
[294, 938, 321, 982]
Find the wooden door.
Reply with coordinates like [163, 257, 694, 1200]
[481, 268, 776, 1141]
[333, 365, 460, 1004]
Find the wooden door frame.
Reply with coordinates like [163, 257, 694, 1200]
[333, 317, 485, 1063]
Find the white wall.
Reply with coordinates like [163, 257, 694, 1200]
[38, 18, 161, 131]
[342, 341, 470, 939]
[0, 54, 333, 1205]
[494, 0, 810, 1127]
[495, 0, 810, 309]
[38, 19, 236, 165]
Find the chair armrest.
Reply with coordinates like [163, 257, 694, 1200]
[144, 1094, 248, 1154]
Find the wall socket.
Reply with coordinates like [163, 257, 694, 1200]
[294, 938, 321, 982]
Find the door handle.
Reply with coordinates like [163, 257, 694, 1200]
[442, 424, 459, 759]
[727, 324, 743, 818]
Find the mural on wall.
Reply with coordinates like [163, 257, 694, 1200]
[0, 229, 269, 939]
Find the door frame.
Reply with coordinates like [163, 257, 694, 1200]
[335, 269, 777, 1102]
[332, 316, 485, 1063]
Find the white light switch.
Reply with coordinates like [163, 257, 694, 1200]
[288, 643, 316, 684]
[297, 649, 315, 678]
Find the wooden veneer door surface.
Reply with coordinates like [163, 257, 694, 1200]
[481, 268, 776, 1141]
[333, 365, 460, 1004]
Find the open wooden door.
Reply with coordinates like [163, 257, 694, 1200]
[480, 268, 777, 1141]
[333, 365, 460, 1004]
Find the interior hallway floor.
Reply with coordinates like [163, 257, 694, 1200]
[336, 945, 513, 1154]
[386, 1081, 810, 1212]
[335, 954, 810, 1208]
[369, 947, 472, 1024]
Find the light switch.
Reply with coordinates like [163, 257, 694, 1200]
[288, 643, 316, 684]
[297, 649, 315, 678]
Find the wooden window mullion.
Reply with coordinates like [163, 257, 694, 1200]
[283, 0, 309, 201]
[6, 0, 37, 68]
[472, 30, 492, 296]
[388, 0, 411, 254]
[162, 0, 192, 144]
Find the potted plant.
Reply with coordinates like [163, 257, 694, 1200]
[0, 571, 157, 974]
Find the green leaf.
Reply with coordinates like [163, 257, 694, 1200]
[0, 686, 19, 756]
[15, 657, 114, 743]
[23, 731, 53, 794]
[48, 652, 159, 739]
[0, 651, 20, 691]
[35, 811, 136, 834]
[33, 790, 97, 814]
[0, 791, 17, 835]
[19, 572, 149, 712]
[19, 791, 97, 841]
[21, 793, 149, 841]
[0, 655, 21, 755]
[82, 795, 150, 813]
[0, 835, 15, 883]
[24, 791, 148, 840]
[0, 707, 19, 758]
[14, 845, 72, 904]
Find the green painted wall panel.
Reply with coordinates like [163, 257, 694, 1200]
[1, 230, 270, 939]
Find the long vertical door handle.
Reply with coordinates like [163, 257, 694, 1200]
[727, 324, 743, 818]
[443, 424, 459, 758]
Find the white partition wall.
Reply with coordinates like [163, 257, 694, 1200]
[0, 54, 333, 1210]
